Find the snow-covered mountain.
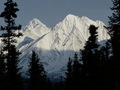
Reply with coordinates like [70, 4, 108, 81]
[1, 14, 110, 81]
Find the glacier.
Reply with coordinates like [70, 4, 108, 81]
[0, 14, 110, 81]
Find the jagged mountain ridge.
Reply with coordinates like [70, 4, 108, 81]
[1, 14, 110, 80]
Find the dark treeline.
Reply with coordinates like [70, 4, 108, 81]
[0, 0, 120, 90]
[64, 25, 113, 90]
[0, 0, 23, 90]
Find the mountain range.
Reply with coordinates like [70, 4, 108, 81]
[1, 14, 110, 81]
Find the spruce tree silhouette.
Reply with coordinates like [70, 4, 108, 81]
[6, 45, 23, 90]
[98, 40, 113, 90]
[108, 0, 120, 89]
[80, 25, 99, 90]
[65, 57, 73, 90]
[72, 53, 82, 90]
[65, 53, 83, 90]
[27, 51, 49, 90]
[0, 0, 23, 90]
[0, 47, 6, 90]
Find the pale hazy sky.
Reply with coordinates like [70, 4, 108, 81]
[0, 0, 112, 27]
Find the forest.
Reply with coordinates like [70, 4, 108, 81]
[0, 0, 120, 90]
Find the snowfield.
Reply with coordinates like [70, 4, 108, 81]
[0, 14, 110, 81]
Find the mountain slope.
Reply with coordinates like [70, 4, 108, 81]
[1, 14, 110, 80]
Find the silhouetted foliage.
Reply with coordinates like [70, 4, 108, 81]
[98, 40, 114, 90]
[65, 53, 83, 90]
[72, 53, 82, 90]
[0, 47, 6, 90]
[0, 0, 23, 90]
[65, 57, 73, 90]
[27, 51, 51, 90]
[108, 0, 120, 89]
[80, 25, 100, 90]
[5, 45, 23, 90]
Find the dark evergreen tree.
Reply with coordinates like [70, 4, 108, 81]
[6, 45, 23, 90]
[0, 0, 23, 90]
[0, 0, 22, 58]
[27, 51, 49, 90]
[80, 25, 99, 90]
[98, 40, 114, 90]
[65, 57, 73, 90]
[72, 53, 82, 90]
[108, 0, 120, 89]
[65, 53, 83, 90]
[0, 47, 6, 90]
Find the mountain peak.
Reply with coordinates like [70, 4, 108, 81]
[22, 18, 50, 40]
[65, 14, 89, 20]
[63, 14, 93, 25]
[32, 18, 41, 23]
[18, 14, 110, 80]
[81, 16, 90, 20]
[23, 18, 47, 31]
[66, 14, 76, 18]
[29, 18, 46, 28]
[64, 14, 78, 21]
